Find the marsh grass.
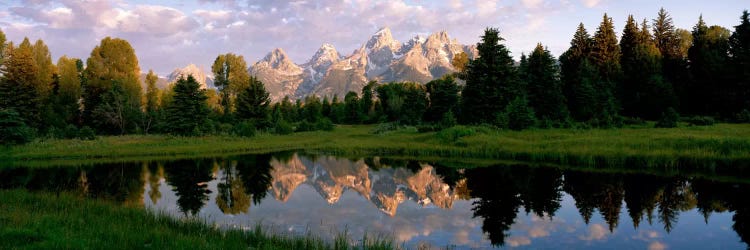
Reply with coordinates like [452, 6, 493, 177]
[0, 189, 395, 250]
[1, 124, 749, 170]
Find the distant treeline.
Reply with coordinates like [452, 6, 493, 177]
[0, 9, 748, 144]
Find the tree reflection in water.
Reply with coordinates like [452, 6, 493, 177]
[0, 154, 749, 248]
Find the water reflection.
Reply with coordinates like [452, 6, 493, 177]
[1, 153, 748, 249]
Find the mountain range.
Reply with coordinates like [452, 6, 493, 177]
[268, 154, 464, 216]
[251, 27, 477, 101]
[155, 27, 476, 102]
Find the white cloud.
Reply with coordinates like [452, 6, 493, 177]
[648, 241, 667, 250]
[581, 0, 602, 8]
[579, 224, 609, 241]
[522, 0, 543, 9]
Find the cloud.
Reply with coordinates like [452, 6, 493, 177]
[506, 236, 532, 247]
[581, 0, 602, 8]
[648, 241, 667, 250]
[522, 0, 543, 9]
[579, 224, 609, 241]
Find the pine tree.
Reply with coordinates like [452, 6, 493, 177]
[560, 23, 594, 120]
[54, 56, 83, 126]
[236, 76, 270, 127]
[165, 75, 209, 135]
[425, 75, 460, 122]
[461, 28, 520, 124]
[591, 14, 622, 125]
[729, 10, 750, 114]
[688, 16, 731, 115]
[525, 43, 568, 122]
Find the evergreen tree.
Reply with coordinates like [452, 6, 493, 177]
[461, 28, 520, 124]
[344, 91, 361, 124]
[301, 95, 323, 122]
[688, 16, 731, 115]
[425, 75, 460, 122]
[236, 76, 270, 126]
[729, 10, 750, 114]
[361, 80, 377, 122]
[525, 43, 568, 122]
[504, 96, 536, 131]
[560, 23, 595, 121]
[591, 14, 622, 125]
[91, 80, 141, 135]
[165, 75, 209, 135]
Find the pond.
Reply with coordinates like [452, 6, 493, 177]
[1, 152, 748, 249]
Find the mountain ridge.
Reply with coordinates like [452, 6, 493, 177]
[249, 27, 477, 101]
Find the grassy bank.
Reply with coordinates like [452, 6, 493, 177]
[1, 124, 749, 169]
[0, 189, 393, 250]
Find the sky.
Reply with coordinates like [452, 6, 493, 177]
[0, 0, 747, 77]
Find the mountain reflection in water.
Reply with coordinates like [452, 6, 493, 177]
[1, 152, 748, 249]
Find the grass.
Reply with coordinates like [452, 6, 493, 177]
[1, 123, 749, 170]
[0, 189, 394, 250]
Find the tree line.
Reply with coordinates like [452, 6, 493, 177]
[0, 9, 748, 144]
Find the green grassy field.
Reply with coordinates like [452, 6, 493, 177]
[1, 124, 749, 169]
[0, 189, 393, 250]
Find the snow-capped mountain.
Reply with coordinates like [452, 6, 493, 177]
[167, 64, 214, 89]
[249, 27, 477, 101]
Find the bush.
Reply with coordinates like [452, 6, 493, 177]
[737, 109, 750, 123]
[439, 111, 457, 129]
[416, 125, 440, 133]
[684, 116, 715, 126]
[371, 122, 401, 134]
[504, 97, 536, 131]
[274, 120, 294, 135]
[217, 123, 234, 135]
[63, 125, 79, 139]
[436, 126, 475, 143]
[233, 121, 256, 137]
[0, 109, 35, 145]
[316, 118, 335, 131]
[78, 126, 97, 140]
[655, 107, 679, 128]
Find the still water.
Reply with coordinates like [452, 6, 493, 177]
[1, 152, 748, 249]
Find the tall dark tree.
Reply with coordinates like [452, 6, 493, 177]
[687, 16, 731, 115]
[164, 75, 209, 135]
[591, 14, 622, 125]
[343, 91, 361, 124]
[361, 80, 377, 122]
[524, 43, 568, 122]
[424, 75, 460, 122]
[729, 10, 750, 114]
[621, 17, 677, 118]
[461, 28, 520, 124]
[236, 76, 270, 125]
[560, 24, 597, 121]
[165, 159, 214, 216]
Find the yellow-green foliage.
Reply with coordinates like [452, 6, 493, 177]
[1, 124, 749, 169]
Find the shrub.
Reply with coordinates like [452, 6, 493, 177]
[63, 125, 79, 139]
[233, 121, 256, 137]
[0, 109, 35, 145]
[78, 126, 97, 140]
[371, 122, 400, 134]
[737, 109, 750, 123]
[439, 111, 457, 129]
[436, 126, 475, 143]
[684, 116, 715, 126]
[504, 97, 536, 131]
[274, 120, 294, 135]
[655, 107, 679, 128]
[315, 118, 335, 131]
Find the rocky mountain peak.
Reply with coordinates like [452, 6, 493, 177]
[425, 30, 452, 47]
[167, 63, 210, 89]
[263, 48, 294, 68]
[366, 27, 400, 50]
[308, 43, 341, 68]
